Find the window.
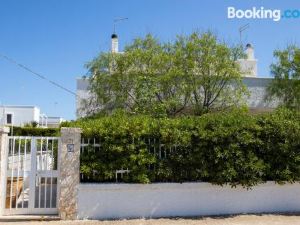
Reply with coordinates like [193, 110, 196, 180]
[6, 114, 12, 124]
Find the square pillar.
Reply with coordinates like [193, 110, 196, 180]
[0, 127, 10, 216]
[59, 127, 82, 220]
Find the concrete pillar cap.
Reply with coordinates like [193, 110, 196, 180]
[0, 127, 10, 134]
[60, 127, 82, 133]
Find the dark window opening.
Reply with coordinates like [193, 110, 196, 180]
[6, 114, 12, 124]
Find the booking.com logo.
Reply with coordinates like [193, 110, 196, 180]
[227, 7, 300, 22]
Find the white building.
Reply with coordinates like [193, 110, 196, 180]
[0, 105, 65, 128]
[75, 34, 278, 118]
[47, 116, 66, 128]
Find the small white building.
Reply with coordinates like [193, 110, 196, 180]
[0, 105, 64, 128]
[47, 116, 66, 128]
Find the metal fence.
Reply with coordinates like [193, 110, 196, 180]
[80, 137, 178, 182]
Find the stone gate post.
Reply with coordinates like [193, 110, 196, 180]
[59, 127, 82, 220]
[0, 127, 9, 216]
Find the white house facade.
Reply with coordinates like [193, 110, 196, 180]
[0, 105, 64, 128]
[75, 34, 278, 118]
[76, 77, 277, 118]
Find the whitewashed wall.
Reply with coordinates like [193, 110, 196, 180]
[0, 106, 40, 127]
[76, 78, 92, 118]
[78, 182, 300, 219]
[76, 77, 279, 118]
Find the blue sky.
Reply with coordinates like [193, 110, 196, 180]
[0, 0, 299, 119]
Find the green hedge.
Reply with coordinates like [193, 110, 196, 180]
[62, 108, 300, 187]
[9, 126, 60, 137]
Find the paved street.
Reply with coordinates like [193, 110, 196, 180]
[1, 214, 300, 225]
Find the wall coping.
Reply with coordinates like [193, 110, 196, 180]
[78, 181, 296, 191]
[60, 127, 82, 133]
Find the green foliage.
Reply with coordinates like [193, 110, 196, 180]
[64, 108, 300, 187]
[83, 31, 247, 117]
[257, 108, 300, 183]
[267, 45, 300, 109]
[24, 121, 39, 128]
[9, 126, 60, 136]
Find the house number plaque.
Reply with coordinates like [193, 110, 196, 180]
[67, 144, 75, 152]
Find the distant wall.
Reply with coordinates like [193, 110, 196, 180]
[76, 78, 92, 118]
[47, 117, 65, 128]
[76, 77, 278, 118]
[78, 182, 300, 219]
[243, 77, 278, 110]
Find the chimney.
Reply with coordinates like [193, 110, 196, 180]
[111, 33, 118, 53]
[237, 43, 258, 77]
[245, 43, 255, 60]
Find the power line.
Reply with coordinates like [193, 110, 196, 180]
[0, 53, 77, 96]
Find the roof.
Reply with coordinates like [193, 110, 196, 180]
[0, 105, 40, 109]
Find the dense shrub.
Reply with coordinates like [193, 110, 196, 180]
[63, 108, 300, 187]
[9, 126, 60, 137]
[257, 109, 300, 183]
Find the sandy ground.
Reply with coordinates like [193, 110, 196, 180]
[1, 214, 300, 225]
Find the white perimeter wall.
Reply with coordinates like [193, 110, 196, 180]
[78, 182, 300, 220]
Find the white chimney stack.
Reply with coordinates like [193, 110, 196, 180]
[111, 33, 118, 53]
[237, 43, 258, 77]
[245, 43, 255, 60]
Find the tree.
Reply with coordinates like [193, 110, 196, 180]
[267, 45, 300, 110]
[83, 31, 247, 117]
[173, 32, 246, 115]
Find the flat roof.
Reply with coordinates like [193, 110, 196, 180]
[0, 105, 40, 109]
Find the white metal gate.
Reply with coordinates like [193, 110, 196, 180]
[3, 136, 60, 215]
